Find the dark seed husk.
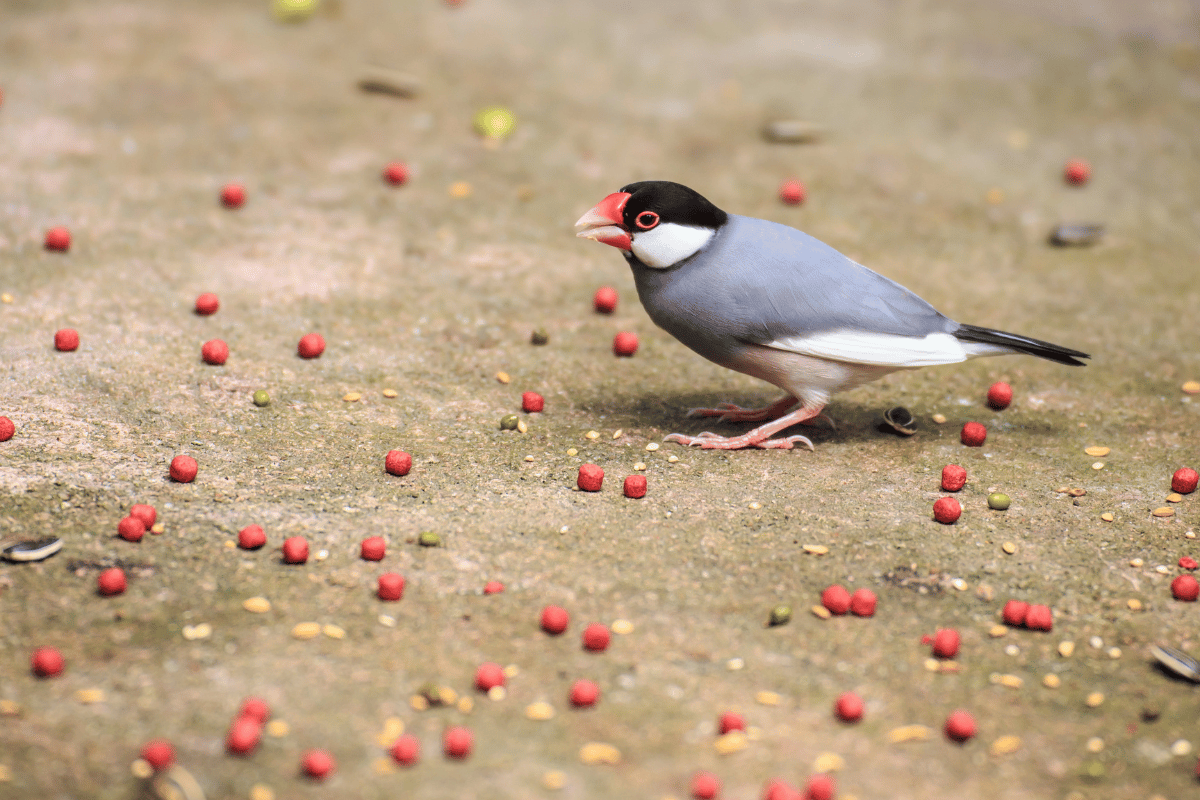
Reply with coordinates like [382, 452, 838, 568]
[768, 605, 792, 626]
[357, 67, 421, 99]
[530, 328, 550, 346]
[499, 414, 519, 431]
[1049, 224, 1104, 247]
[761, 120, 824, 144]
[882, 406, 916, 436]
[2, 537, 63, 563]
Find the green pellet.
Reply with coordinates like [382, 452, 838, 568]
[988, 492, 1012, 510]
[252, 390, 270, 407]
[768, 605, 792, 627]
[418, 531, 441, 547]
[499, 414, 519, 431]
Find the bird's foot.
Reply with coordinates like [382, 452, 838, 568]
[665, 404, 825, 451]
[685, 396, 798, 423]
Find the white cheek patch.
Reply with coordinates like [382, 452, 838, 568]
[768, 330, 980, 368]
[630, 223, 715, 268]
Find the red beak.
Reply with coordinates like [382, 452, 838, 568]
[574, 192, 632, 250]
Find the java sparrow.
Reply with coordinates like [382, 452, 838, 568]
[574, 181, 1089, 450]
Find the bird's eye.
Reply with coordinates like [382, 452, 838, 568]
[635, 211, 660, 230]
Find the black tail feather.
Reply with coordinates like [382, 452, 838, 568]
[954, 324, 1090, 366]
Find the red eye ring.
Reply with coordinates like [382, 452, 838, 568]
[635, 211, 659, 230]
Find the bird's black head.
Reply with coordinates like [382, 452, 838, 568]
[617, 181, 728, 233]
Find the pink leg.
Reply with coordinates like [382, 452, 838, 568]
[665, 404, 826, 450]
[686, 395, 798, 423]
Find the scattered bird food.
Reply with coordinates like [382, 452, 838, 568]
[0, 416, 13, 441]
[691, 771, 721, 800]
[98, 567, 127, 596]
[44, 226, 71, 251]
[238, 525, 266, 550]
[821, 585, 851, 615]
[768, 605, 792, 626]
[282, 537, 309, 564]
[932, 629, 961, 659]
[130, 504, 156, 528]
[418, 531, 441, 547]
[577, 464, 604, 492]
[933, 496, 962, 524]
[499, 414, 519, 430]
[252, 390, 270, 407]
[1063, 159, 1091, 186]
[778, 179, 806, 205]
[1002, 600, 1029, 627]
[1171, 574, 1199, 602]
[612, 331, 638, 357]
[443, 726, 474, 759]
[169, 455, 198, 483]
[31, 646, 65, 678]
[582, 623, 611, 651]
[960, 421, 987, 446]
[141, 740, 175, 771]
[378, 573, 405, 601]
[54, 328, 80, 352]
[718, 712, 745, 734]
[483, 581, 504, 594]
[201, 339, 229, 366]
[761, 119, 824, 143]
[541, 605, 570, 634]
[522, 392, 544, 413]
[835, 692, 864, 723]
[220, 183, 246, 208]
[570, 679, 600, 708]
[361, 536, 386, 561]
[382, 161, 409, 185]
[805, 774, 836, 800]
[988, 492, 1012, 510]
[475, 662, 505, 691]
[850, 588, 877, 617]
[385, 450, 412, 476]
[390, 733, 420, 765]
[941, 464, 967, 492]
[301, 749, 335, 780]
[986, 382, 1012, 410]
[1049, 224, 1104, 246]
[194, 293, 219, 315]
[593, 286, 617, 313]
[1025, 604, 1054, 631]
[944, 710, 977, 742]
[473, 106, 516, 139]
[297, 333, 325, 359]
[227, 718, 262, 755]
[1173, 468, 1198, 494]
[623, 475, 647, 498]
[118, 516, 146, 542]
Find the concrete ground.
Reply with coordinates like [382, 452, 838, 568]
[1, 1, 1198, 798]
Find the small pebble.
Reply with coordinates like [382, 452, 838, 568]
[194, 293, 219, 315]
[612, 331, 639, 357]
[570, 680, 600, 708]
[54, 328, 79, 351]
[1085, 737, 1104, 753]
[1107, 647, 1121, 659]
[297, 333, 325, 359]
[169, 455, 198, 483]
[1100, 512, 1114, 522]
[1058, 641, 1076, 657]
[584, 430, 600, 440]
[530, 327, 549, 345]
[1049, 224, 1104, 246]
[932, 413, 947, 424]
[1170, 739, 1193, 757]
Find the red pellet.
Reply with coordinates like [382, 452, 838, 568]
[1001, 600, 1029, 627]
[31, 646, 65, 678]
[569, 679, 600, 707]
[297, 332, 325, 359]
[169, 455, 198, 483]
[521, 392, 544, 413]
[718, 711, 745, 734]
[960, 421, 987, 446]
[117, 515, 146, 543]
[1180, 557, 1198, 571]
[44, 226, 71, 251]
[941, 464, 967, 492]
[282, 536, 309, 564]
[1063, 159, 1091, 186]
[1024, 604, 1053, 631]
[201, 339, 229, 366]
[1173, 467, 1199, 495]
[475, 662, 505, 691]
[238, 697, 271, 724]
[390, 733, 420, 765]
[54, 328, 79, 352]
[382, 161, 409, 186]
[194, 293, 219, 315]
[933, 496, 962, 524]
[612, 331, 639, 357]
[691, 770, 722, 800]
[443, 726, 473, 759]
[238, 525, 266, 550]
[849, 588, 877, 617]
[779, 179, 806, 205]
[986, 381, 1013, 410]
[623, 474, 647, 499]
[361, 536, 386, 561]
[578, 463, 604, 492]
[834, 691, 864, 723]
[226, 717, 262, 755]
[301, 749, 335, 780]
[377, 573, 405, 601]
[932, 628, 961, 659]
[582, 623, 611, 652]
[141, 739, 175, 771]
[483, 580, 505, 595]
[805, 774, 835, 800]
[384, 449, 413, 476]
[98, 567, 127, 596]
[130, 504, 156, 528]
[944, 709, 976, 742]
[541, 605, 570, 634]
[0, 416, 14, 442]
[762, 779, 802, 800]
[1171, 574, 1200, 602]
[593, 286, 618, 314]
[821, 584, 851, 615]
[220, 183, 246, 208]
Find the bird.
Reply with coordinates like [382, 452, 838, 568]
[574, 180, 1089, 450]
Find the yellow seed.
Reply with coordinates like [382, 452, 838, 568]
[0, 700, 21, 716]
[990, 735, 1022, 756]
[1058, 641, 1075, 658]
[887, 725, 932, 743]
[748, 502, 762, 510]
[1156, 565, 1171, 575]
[931, 413, 947, 424]
[1086, 737, 1104, 753]
[989, 625, 1007, 638]
[457, 697, 474, 714]
[75, 688, 105, 704]
[1130, 557, 1144, 567]
[1167, 493, 1183, 503]
[375, 717, 404, 747]
[0, 293, 13, 303]
[150, 523, 165, 534]
[803, 544, 829, 556]
[438, 687, 458, 705]
[566, 448, 578, 456]
[183, 623, 212, 640]
[525, 701, 555, 721]
[516, 419, 528, 434]
[633, 462, 646, 470]
[1042, 674, 1061, 689]
[410, 695, 429, 711]
[1153, 507, 1175, 518]
[1068, 488, 1087, 497]
[249, 784, 275, 800]
[524, 455, 534, 462]
[755, 691, 782, 706]
[503, 664, 520, 678]
[291, 622, 321, 640]
[487, 686, 506, 701]
[923, 658, 940, 673]
[1085, 692, 1105, 707]
[667, 455, 679, 462]
[243, 597, 271, 613]
[542, 770, 566, 790]
[579, 742, 621, 765]
[810, 604, 832, 619]
[996, 674, 1024, 689]
[714, 730, 749, 755]
[1100, 512, 1114, 522]
[1182, 380, 1200, 395]
[382, 388, 398, 398]
[645, 442, 660, 451]
[1170, 740, 1193, 756]
[495, 371, 510, 384]
[378, 614, 395, 627]
[1108, 647, 1122, 659]
[224, 540, 236, 549]
[985, 187, 1005, 205]
[1084, 446, 1110, 457]
[726, 657, 745, 671]
[612, 429, 623, 439]
[1092, 462, 1104, 470]
[343, 392, 361, 402]
[449, 181, 472, 198]
[130, 759, 153, 779]
[952, 578, 968, 591]
[1001, 541, 1016, 554]
[813, 752, 845, 772]
[371, 757, 394, 775]
[1128, 598, 1143, 611]
[611, 619, 634, 635]
[266, 719, 289, 737]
